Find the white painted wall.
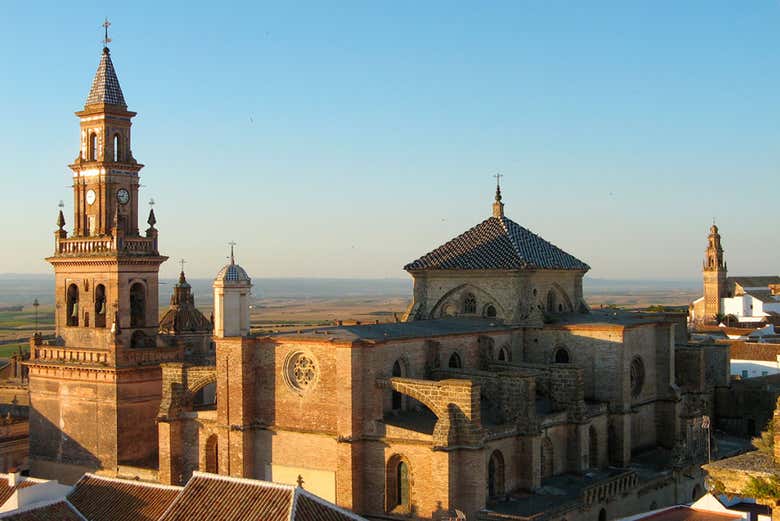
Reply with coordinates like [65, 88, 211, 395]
[731, 358, 780, 379]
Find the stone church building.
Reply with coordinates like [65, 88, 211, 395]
[28, 38, 731, 521]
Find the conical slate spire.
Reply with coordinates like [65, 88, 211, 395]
[85, 48, 126, 107]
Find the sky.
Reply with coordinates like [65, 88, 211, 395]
[1, 1, 779, 280]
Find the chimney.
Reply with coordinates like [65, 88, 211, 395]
[8, 467, 22, 487]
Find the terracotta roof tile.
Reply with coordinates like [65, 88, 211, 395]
[294, 491, 365, 521]
[404, 216, 589, 272]
[67, 474, 181, 521]
[0, 500, 84, 521]
[158, 473, 294, 521]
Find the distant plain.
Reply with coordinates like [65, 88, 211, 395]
[0, 275, 699, 354]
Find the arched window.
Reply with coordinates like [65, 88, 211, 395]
[554, 347, 569, 364]
[448, 352, 462, 369]
[630, 356, 645, 397]
[463, 293, 477, 314]
[487, 450, 505, 498]
[89, 133, 98, 161]
[113, 134, 120, 162]
[386, 455, 411, 512]
[541, 437, 554, 479]
[497, 345, 510, 362]
[94, 284, 106, 328]
[66, 284, 79, 327]
[546, 290, 557, 313]
[205, 434, 218, 473]
[589, 425, 599, 469]
[485, 304, 497, 318]
[130, 282, 146, 328]
[391, 360, 403, 411]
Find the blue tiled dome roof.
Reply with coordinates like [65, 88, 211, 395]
[216, 263, 250, 283]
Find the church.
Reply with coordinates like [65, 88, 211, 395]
[27, 35, 731, 521]
[689, 224, 780, 327]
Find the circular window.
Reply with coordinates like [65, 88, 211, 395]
[630, 356, 645, 397]
[284, 352, 319, 393]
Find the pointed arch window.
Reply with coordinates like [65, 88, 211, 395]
[448, 352, 462, 369]
[488, 450, 505, 498]
[66, 284, 79, 327]
[463, 293, 477, 314]
[589, 425, 599, 468]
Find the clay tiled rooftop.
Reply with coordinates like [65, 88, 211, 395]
[159, 472, 366, 521]
[0, 500, 84, 521]
[404, 215, 589, 272]
[729, 276, 780, 289]
[67, 474, 181, 521]
[0, 475, 45, 506]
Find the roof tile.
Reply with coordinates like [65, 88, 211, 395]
[404, 216, 589, 272]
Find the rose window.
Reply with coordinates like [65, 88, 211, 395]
[285, 352, 319, 393]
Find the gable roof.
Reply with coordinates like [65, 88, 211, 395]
[85, 49, 126, 107]
[404, 216, 589, 272]
[67, 474, 181, 521]
[158, 472, 365, 521]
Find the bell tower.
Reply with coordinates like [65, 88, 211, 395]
[27, 24, 176, 481]
[702, 223, 727, 324]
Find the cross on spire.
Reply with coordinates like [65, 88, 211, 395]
[228, 241, 237, 265]
[179, 259, 186, 273]
[102, 18, 112, 49]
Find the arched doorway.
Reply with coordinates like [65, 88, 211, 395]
[205, 434, 218, 473]
[386, 455, 411, 512]
[541, 437, 554, 479]
[130, 282, 146, 328]
[488, 450, 505, 498]
[692, 484, 703, 501]
[598, 508, 607, 521]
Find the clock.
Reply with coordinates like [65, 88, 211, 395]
[116, 188, 130, 205]
[86, 189, 96, 206]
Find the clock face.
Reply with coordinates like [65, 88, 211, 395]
[116, 188, 130, 205]
[86, 189, 96, 206]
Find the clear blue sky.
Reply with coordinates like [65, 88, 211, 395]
[2, 1, 779, 280]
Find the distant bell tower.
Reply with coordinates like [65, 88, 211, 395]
[26, 22, 173, 480]
[702, 223, 727, 324]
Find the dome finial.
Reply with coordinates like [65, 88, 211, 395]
[492, 173, 504, 218]
[228, 241, 237, 265]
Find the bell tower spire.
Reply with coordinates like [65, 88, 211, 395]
[702, 222, 727, 324]
[29, 23, 168, 479]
